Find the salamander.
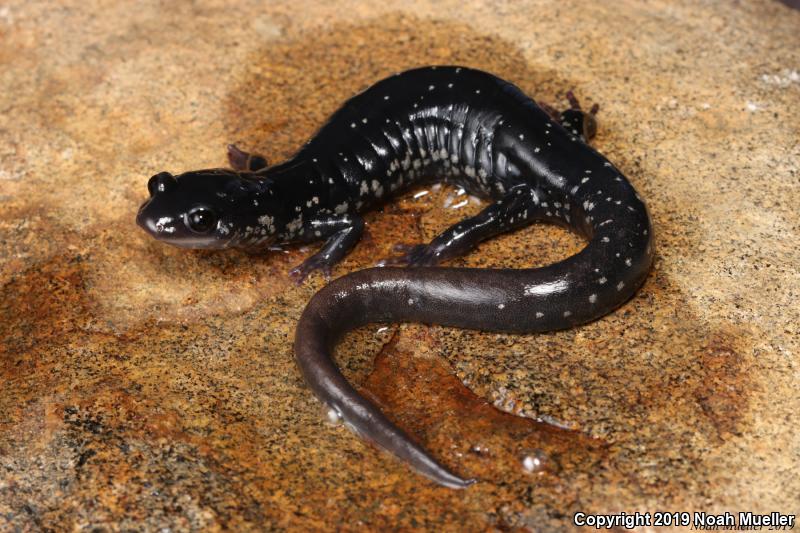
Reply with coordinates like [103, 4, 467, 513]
[137, 66, 654, 489]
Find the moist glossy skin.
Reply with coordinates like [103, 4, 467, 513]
[137, 66, 654, 489]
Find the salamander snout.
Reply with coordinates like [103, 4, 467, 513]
[137, 169, 248, 250]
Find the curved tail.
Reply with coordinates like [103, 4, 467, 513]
[294, 223, 652, 487]
[295, 293, 476, 488]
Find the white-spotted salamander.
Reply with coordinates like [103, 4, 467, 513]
[137, 66, 654, 489]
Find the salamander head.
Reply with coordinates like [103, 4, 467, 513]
[136, 169, 279, 249]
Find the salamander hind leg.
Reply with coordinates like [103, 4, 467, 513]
[556, 91, 600, 142]
[382, 184, 555, 267]
[227, 144, 269, 172]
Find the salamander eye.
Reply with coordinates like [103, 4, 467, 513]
[186, 207, 217, 233]
[148, 172, 177, 196]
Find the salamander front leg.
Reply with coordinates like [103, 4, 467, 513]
[383, 184, 553, 267]
[289, 214, 365, 284]
[227, 144, 269, 172]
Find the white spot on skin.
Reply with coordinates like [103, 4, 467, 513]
[601, 236, 610, 243]
[625, 258, 632, 267]
[257, 214, 275, 232]
[616, 281, 625, 291]
[286, 214, 303, 233]
[498, 304, 505, 310]
[535, 312, 544, 318]
[589, 294, 597, 303]
[334, 202, 349, 214]
[563, 311, 572, 317]
[407, 298, 414, 305]
[350, 122, 356, 128]
[360, 181, 369, 195]
[598, 277, 607, 284]
[155, 216, 175, 234]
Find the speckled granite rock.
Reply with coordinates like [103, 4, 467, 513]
[1, 0, 798, 530]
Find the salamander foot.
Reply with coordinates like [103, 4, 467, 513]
[557, 91, 600, 141]
[289, 255, 333, 285]
[379, 243, 441, 267]
[227, 144, 269, 172]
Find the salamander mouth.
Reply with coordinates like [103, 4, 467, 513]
[157, 236, 222, 249]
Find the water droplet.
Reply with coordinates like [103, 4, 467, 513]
[521, 450, 547, 473]
[322, 404, 343, 426]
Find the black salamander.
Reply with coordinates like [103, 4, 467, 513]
[137, 66, 654, 489]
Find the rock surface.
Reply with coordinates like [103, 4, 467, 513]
[1, 0, 798, 530]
